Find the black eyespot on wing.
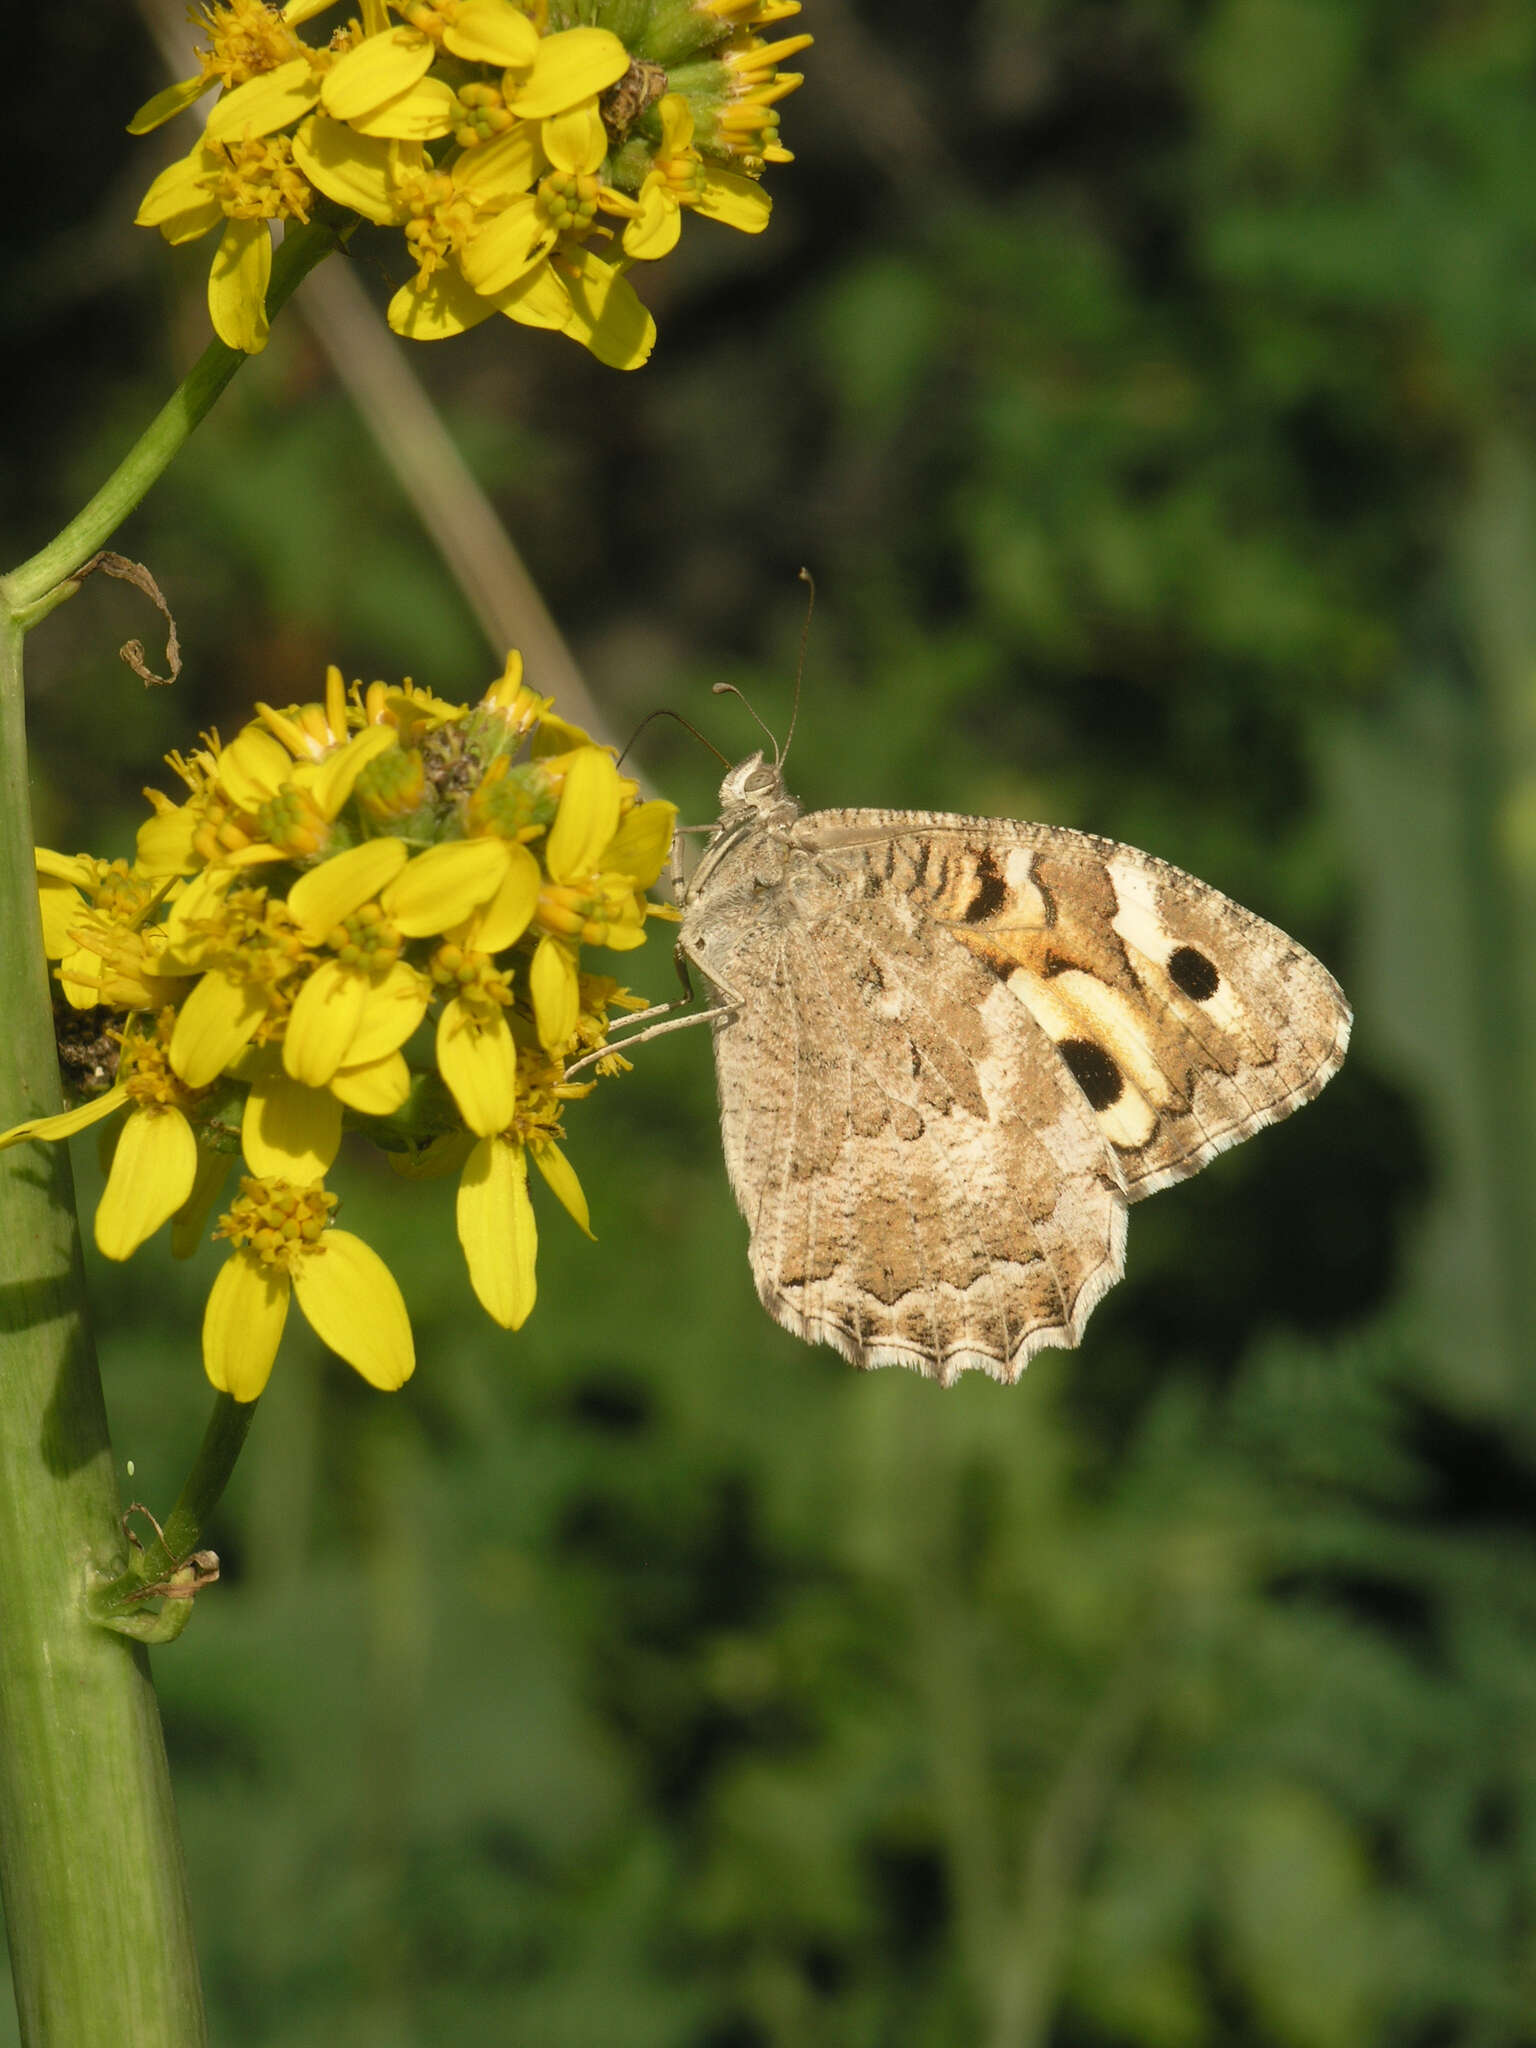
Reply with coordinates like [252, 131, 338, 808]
[1167, 944, 1220, 1001]
[962, 847, 1008, 924]
[1058, 1037, 1124, 1110]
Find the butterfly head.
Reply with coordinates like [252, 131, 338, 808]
[716, 751, 799, 831]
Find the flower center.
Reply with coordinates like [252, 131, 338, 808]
[537, 171, 601, 235]
[194, 0, 302, 90]
[451, 81, 516, 149]
[256, 784, 332, 860]
[398, 170, 483, 276]
[329, 903, 406, 972]
[211, 135, 313, 224]
[217, 1176, 338, 1269]
[429, 944, 513, 1023]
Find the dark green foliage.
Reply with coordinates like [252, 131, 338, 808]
[4, 1, 1534, 2040]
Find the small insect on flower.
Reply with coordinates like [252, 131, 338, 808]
[2, 655, 677, 1397]
[130, 0, 811, 361]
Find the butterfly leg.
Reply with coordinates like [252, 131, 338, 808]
[563, 946, 741, 1078]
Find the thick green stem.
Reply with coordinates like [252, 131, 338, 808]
[1, 221, 338, 612]
[0, 616, 206, 2040]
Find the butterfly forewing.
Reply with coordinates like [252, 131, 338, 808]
[802, 813, 1351, 1204]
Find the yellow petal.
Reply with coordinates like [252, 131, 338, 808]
[283, 959, 369, 1086]
[287, 836, 410, 941]
[436, 999, 517, 1136]
[460, 196, 553, 294]
[656, 93, 694, 154]
[381, 837, 512, 936]
[157, 868, 234, 971]
[388, 267, 499, 340]
[321, 26, 432, 121]
[35, 847, 92, 886]
[623, 180, 680, 261]
[456, 1136, 537, 1328]
[453, 124, 543, 198]
[95, 1106, 198, 1261]
[344, 76, 456, 140]
[0, 1085, 128, 1153]
[507, 27, 629, 119]
[37, 876, 85, 958]
[292, 1230, 415, 1388]
[171, 1146, 234, 1259]
[291, 115, 412, 222]
[203, 1249, 290, 1402]
[209, 216, 273, 354]
[344, 961, 431, 1063]
[462, 842, 541, 952]
[329, 1050, 411, 1114]
[530, 1138, 593, 1238]
[696, 166, 772, 234]
[170, 969, 271, 1087]
[496, 258, 573, 332]
[242, 1069, 343, 1179]
[218, 726, 293, 812]
[529, 935, 579, 1050]
[128, 75, 208, 135]
[304, 724, 400, 818]
[135, 803, 200, 877]
[559, 249, 655, 370]
[443, 0, 539, 67]
[542, 100, 607, 176]
[603, 799, 678, 888]
[204, 58, 321, 141]
[135, 146, 220, 237]
[545, 747, 622, 881]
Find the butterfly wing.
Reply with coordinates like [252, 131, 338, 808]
[701, 829, 1129, 1383]
[801, 810, 1352, 1204]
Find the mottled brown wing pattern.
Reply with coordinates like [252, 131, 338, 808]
[709, 875, 1127, 1384]
[681, 763, 1350, 1384]
[803, 812, 1352, 1205]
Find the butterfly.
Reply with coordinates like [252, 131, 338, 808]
[663, 750, 1351, 1384]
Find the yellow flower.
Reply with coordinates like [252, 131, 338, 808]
[0, 1014, 212, 1262]
[204, 1176, 414, 1400]
[135, 130, 318, 351]
[133, 0, 808, 364]
[6, 654, 678, 1367]
[36, 852, 182, 1010]
[622, 93, 769, 260]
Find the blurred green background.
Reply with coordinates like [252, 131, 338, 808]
[7, 0, 1535, 2041]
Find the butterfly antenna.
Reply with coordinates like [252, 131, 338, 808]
[618, 706, 729, 771]
[781, 565, 814, 769]
[711, 681, 782, 762]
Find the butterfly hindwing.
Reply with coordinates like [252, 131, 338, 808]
[707, 857, 1128, 1383]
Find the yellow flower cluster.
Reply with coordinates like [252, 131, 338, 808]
[5, 657, 677, 1401]
[131, 0, 810, 363]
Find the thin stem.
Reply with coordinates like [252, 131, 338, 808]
[0, 612, 206, 2043]
[1, 221, 339, 614]
[91, 1394, 259, 1615]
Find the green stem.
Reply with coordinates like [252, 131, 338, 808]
[90, 1394, 259, 1623]
[0, 617, 206, 2040]
[1, 221, 338, 613]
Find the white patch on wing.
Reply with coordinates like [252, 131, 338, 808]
[1109, 856, 1255, 1042]
[995, 971, 1160, 1148]
[1000, 847, 1051, 925]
